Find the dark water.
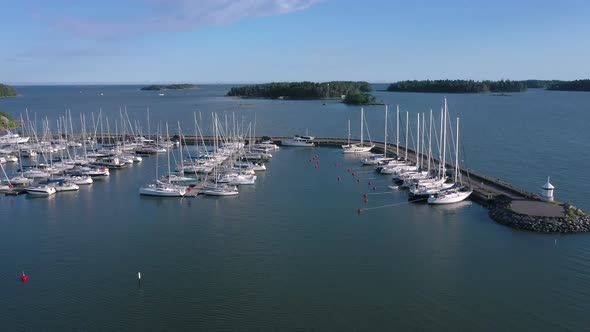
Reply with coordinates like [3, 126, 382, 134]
[1, 86, 590, 330]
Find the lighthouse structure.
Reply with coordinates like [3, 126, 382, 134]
[541, 177, 555, 202]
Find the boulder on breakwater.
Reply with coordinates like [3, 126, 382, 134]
[488, 195, 590, 233]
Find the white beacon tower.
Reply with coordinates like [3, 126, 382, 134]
[541, 177, 555, 202]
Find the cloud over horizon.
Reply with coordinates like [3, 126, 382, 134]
[51, 0, 321, 40]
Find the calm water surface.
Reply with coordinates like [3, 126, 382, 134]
[1, 86, 589, 330]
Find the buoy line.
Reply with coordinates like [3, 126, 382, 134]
[357, 198, 424, 214]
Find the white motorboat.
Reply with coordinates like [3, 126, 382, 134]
[25, 184, 57, 196]
[282, 135, 315, 147]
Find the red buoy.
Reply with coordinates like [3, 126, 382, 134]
[347, 169, 351, 172]
[368, 181, 372, 185]
[309, 159, 312, 162]
[357, 208, 363, 214]
[315, 165, 318, 169]
[363, 193, 368, 197]
[21, 271, 28, 282]
[357, 179, 360, 183]
[373, 186, 377, 191]
[337, 176, 341, 181]
[364, 199, 368, 203]
[351, 172, 355, 176]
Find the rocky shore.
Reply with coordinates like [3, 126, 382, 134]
[488, 196, 590, 233]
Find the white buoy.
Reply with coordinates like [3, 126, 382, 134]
[138, 272, 141, 280]
[541, 176, 555, 202]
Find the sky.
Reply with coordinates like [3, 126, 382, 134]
[1, 0, 590, 84]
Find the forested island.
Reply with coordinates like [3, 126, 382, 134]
[140, 84, 200, 91]
[386, 79, 590, 93]
[0, 84, 17, 98]
[547, 79, 590, 91]
[226, 81, 381, 105]
[387, 80, 527, 93]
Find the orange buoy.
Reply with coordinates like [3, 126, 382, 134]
[21, 271, 28, 282]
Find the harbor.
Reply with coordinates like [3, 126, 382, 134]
[2, 125, 586, 232]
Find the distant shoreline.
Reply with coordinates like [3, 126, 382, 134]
[140, 84, 201, 91]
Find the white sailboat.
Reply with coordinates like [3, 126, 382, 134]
[428, 106, 472, 204]
[342, 107, 375, 153]
[139, 123, 187, 197]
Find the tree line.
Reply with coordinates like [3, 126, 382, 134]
[226, 81, 376, 104]
[387, 79, 590, 93]
[386, 80, 528, 93]
[0, 84, 17, 98]
[546, 79, 590, 91]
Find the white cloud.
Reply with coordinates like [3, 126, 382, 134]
[52, 0, 321, 40]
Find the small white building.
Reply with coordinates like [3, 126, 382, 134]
[541, 177, 555, 202]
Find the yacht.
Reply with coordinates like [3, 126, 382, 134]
[282, 135, 315, 147]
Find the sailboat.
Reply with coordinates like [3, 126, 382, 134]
[342, 107, 375, 153]
[428, 104, 472, 204]
[139, 123, 187, 197]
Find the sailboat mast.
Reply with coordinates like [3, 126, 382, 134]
[417, 113, 420, 169]
[396, 105, 399, 157]
[422, 112, 426, 171]
[347, 119, 351, 145]
[455, 117, 460, 183]
[166, 123, 171, 184]
[360, 107, 364, 146]
[384, 105, 388, 158]
[405, 111, 409, 161]
[428, 110, 433, 173]
[441, 99, 448, 180]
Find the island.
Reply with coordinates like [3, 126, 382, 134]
[226, 81, 382, 105]
[140, 84, 200, 91]
[547, 79, 590, 91]
[0, 84, 17, 98]
[387, 80, 527, 93]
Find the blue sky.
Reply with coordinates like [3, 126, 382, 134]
[2, 0, 589, 84]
